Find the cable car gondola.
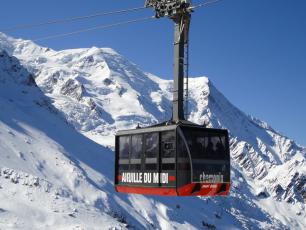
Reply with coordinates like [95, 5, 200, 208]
[115, 0, 231, 196]
[115, 121, 230, 196]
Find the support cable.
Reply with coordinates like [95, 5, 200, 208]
[33, 16, 155, 41]
[190, 0, 222, 10]
[2, 6, 147, 32]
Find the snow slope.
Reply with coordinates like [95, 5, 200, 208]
[0, 50, 131, 229]
[0, 32, 305, 229]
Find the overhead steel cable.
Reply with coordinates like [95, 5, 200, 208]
[190, 0, 222, 10]
[33, 16, 155, 41]
[9, 1, 222, 42]
[2, 6, 147, 32]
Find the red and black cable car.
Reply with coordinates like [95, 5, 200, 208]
[115, 0, 231, 196]
[115, 121, 230, 196]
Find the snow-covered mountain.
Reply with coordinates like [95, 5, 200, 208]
[0, 32, 305, 229]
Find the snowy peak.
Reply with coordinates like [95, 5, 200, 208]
[186, 78, 306, 205]
[0, 32, 50, 58]
[0, 38, 173, 141]
[0, 32, 305, 229]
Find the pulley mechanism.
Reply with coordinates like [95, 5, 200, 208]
[145, 0, 192, 18]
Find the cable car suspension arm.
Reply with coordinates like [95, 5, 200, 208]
[145, 0, 192, 122]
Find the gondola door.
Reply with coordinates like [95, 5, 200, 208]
[160, 131, 176, 188]
[143, 132, 159, 187]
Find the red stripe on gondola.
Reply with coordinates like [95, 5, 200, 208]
[169, 176, 176, 181]
[115, 183, 230, 196]
[116, 185, 178, 196]
[177, 183, 231, 196]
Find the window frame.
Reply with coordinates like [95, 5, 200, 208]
[144, 132, 159, 171]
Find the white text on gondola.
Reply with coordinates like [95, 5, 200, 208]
[121, 172, 169, 184]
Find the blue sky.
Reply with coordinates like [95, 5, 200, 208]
[1, 0, 305, 146]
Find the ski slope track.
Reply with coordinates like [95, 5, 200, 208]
[0, 32, 305, 229]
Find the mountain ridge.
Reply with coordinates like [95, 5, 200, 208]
[0, 32, 305, 229]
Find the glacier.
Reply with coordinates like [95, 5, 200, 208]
[0, 32, 305, 229]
